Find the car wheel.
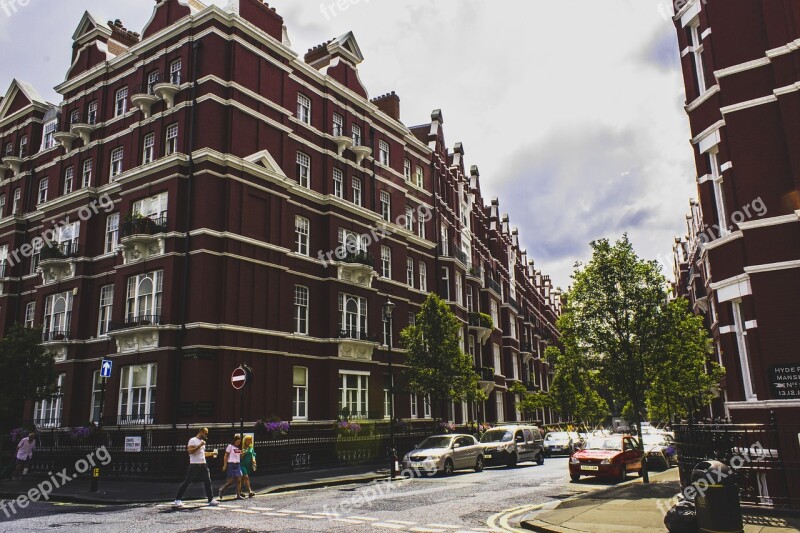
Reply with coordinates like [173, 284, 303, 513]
[536, 452, 545, 466]
[507, 452, 518, 469]
[570, 473, 581, 482]
[443, 459, 454, 476]
[618, 466, 627, 484]
[475, 456, 484, 473]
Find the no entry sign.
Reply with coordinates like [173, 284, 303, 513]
[231, 366, 252, 390]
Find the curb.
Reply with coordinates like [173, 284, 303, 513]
[0, 472, 388, 505]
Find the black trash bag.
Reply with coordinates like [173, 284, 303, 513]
[664, 499, 698, 533]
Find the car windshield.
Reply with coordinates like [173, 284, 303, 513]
[585, 438, 623, 451]
[545, 432, 568, 441]
[481, 430, 513, 443]
[642, 435, 668, 446]
[417, 437, 452, 449]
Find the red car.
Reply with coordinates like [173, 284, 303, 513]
[568, 435, 644, 483]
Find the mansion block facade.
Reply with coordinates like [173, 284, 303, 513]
[0, 0, 561, 431]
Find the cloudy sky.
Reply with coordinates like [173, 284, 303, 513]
[0, 0, 695, 289]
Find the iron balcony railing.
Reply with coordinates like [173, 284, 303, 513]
[40, 241, 79, 261]
[337, 326, 377, 342]
[121, 216, 168, 238]
[42, 329, 70, 342]
[475, 366, 495, 381]
[117, 414, 155, 426]
[340, 250, 374, 267]
[438, 242, 451, 257]
[485, 276, 502, 295]
[452, 246, 469, 266]
[132, 83, 157, 97]
[468, 312, 492, 329]
[508, 296, 519, 310]
[520, 342, 534, 353]
[109, 314, 162, 332]
[468, 265, 483, 279]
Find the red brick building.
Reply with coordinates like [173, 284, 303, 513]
[671, 0, 800, 424]
[0, 0, 561, 431]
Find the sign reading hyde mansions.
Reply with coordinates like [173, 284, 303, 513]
[769, 364, 800, 399]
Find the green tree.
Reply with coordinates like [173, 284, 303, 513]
[0, 325, 58, 431]
[547, 345, 609, 427]
[401, 294, 486, 419]
[560, 235, 719, 483]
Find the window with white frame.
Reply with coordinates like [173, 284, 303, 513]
[42, 120, 57, 150]
[378, 140, 390, 166]
[493, 343, 502, 375]
[404, 206, 414, 231]
[165, 124, 178, 156]
[82, 159, 92, 188]
[297, 93, 311, 124]
[170, 59, 182, 84]
[352, 124, 362, 146]
[383, 374, 392, 419]
[0, 244, 6, 277]
[70, 109, 80, 126]
[466, 286, 474, 312]
[34, 374, 64, 428]
[3, 142, 11, 156]
[90, 371, 103, 424]
[418, 215, 426, 239]
[383, 318, 390, 347]
[440, 223, 449, 255]
[125, 270, 163, 322]
[63, 167, 74, 195]
[293, 367, 308, 420]
[509, 317, 517, 339]
[0, 195, 5, 219]
[295, 216, 309, 256]
[352, 178, 362, 206]
[115, 87, 128, 116]
[98, 284, 113, 336]
[415, 166, 424, 188]
[53, 220, 79, 252]
[333, 168, 343, 198]
[410, 395, 418, 419]
[441, 267, 450, 301]
[18, 135, 27, 157]
[455, 273, 463, 306]
[11, 189, 19, 215]
[419, 261, 427, 292]
[142, 133, 155, 164]
[87, 101, 97, 125]
[294, 285, 309, 335]
[118, 364, 157, 424]
[37, 178, 48, 204]
[511, 353, 519, 380]
[296, 152, 310, 188]
[338, 228, 369, 254]
[332, 113, 343, 136]
[424, 395, 431, 418]
[408, 312, 416, 327]
[495, 391, 505, 422]
[44, 292, 73, 339]
[133, 192, 168, 220]
[514, 394, 521, 421]
[403, 159, 411, 180]
[688, 20, 706, 95]
[707, 150, 729, 235]
[339, 372, 368, 418]
[147, 70, 160, 93]
[491, 300, 499, 328]
[110, 147, 124, 177]
[24, 302, 35, 328]
[468, 335, 476, 361]
[30, 241, 41, 275]
[381, 246, 391, 278]
[406, 257, 414, 287]
[339, 293, 368, 338]
[380, 190, 391, 221]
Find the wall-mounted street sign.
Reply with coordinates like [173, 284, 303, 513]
[100, 359, 113, 378]
[124, 436, 142, 453]
[769, 364, 800, 399]
[231, 366, 253, 390]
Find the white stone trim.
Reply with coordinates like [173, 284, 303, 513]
[710, 274, 751, 303]
[737, 212, 799, 230]
[727, 399, 800, 410]
[745, 320, 758, 330]
[744, 260, 800, 275]
[714, 57, 771, 79]
[703, 230, 742, 250]
[721, 95, 777, 115]
[691, 120, 724, 149]
[701, 28, 712, 40]
[720, 161, 733, 172]
[678, 0, 701, 27]
[765, 38, 800, 59]
[718, 325, 734, 335]
[686, 85, 720, 113]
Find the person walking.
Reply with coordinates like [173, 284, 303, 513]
[240, 435, 257, 498]
[174, 427, 220, 508]
[218, 434, 244, 501]
[12, 433, 36, 480]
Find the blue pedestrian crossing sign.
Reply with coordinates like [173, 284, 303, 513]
[100, 359, 113, 378]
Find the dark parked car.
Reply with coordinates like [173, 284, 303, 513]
[642, 433, 678, 469]
[544, 431, 583, 456]
[480, 425, 545, 468]
[568, 435, 644, 483]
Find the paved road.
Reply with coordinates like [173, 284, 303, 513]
[0, 457, 617, 532]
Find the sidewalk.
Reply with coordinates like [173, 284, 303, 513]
[0, 464, 388, 505]
[521, 469, 800, 533]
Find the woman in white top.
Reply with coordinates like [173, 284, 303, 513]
[218, 434, 244, 500]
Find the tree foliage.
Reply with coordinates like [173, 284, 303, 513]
[546, 345, 609, 426]
[401, 294, 486, 419]
[0, 325, 58, 430]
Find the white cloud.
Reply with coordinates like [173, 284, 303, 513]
[0, 0, 695, 288]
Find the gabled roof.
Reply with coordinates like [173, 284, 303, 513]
[0, 79, 49, 121]
[328, 31, 364, 65]
[72, 11, 112, 43]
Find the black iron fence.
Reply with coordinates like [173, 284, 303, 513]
[485, 276, 502, 295]
[0, 421, 439, 481]
[109, 314, 162, 332]
[674, 417, 800, 509]
[121, 215, 168, 237]
[341, 250, 374, 267]
[40, 241, 79, 261]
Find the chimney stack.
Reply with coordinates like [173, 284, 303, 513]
[371, 92, 401, 121]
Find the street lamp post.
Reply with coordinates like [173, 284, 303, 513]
[382, 298, 397, 479]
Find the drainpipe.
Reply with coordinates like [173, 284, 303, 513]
[172, 40, 201, 429]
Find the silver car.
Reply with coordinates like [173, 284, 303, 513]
[402, 434, 484, 475]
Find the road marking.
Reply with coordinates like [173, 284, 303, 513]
[409, 528, 446, 533]
[427, 525, 462, 529]
[199, 506, 225, 511]
[333, 518, 365, 524]
[349, 516, 380, 521]
[280, 509, 304, 514]
[384, 520, 418, 525]
[373, 523, 407, 530]
[297, 514, 326, 519]
[251, 507, 275, 511]
[232, 509, 260, 514]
